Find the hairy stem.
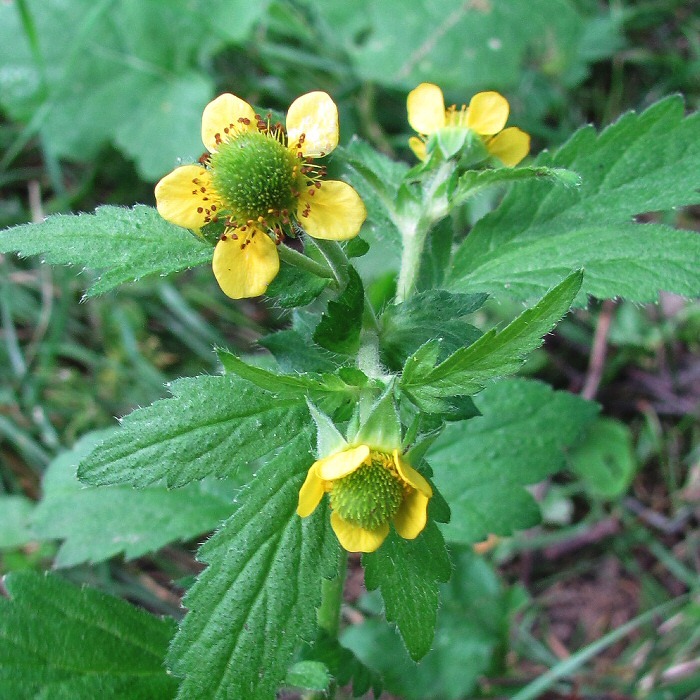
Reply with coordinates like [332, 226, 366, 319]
[276, 242, 335, 281]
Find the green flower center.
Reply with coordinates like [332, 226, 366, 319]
[330, 455, 404, 531]
[210, 131, 301, 223]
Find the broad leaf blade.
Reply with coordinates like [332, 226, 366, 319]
[0, 205, 212, 297]
[0, 571, 178, 699]
[428, 378, 599, 543]
[402, 271, 583, 401]
[363, 523, 451, 661]
[78, 375, 309, 488]
[33, 431, 235, 567]
[168, 431, 340, 700]
[448, 97, 700, 303]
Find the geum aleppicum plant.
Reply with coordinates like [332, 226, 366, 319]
[155, 91, 366, 298]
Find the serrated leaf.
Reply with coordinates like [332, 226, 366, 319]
[0, 205, 212, 297]
[363, 523, 451, 660]
[0, 496, 35, 549]
[265, 260, 329, 308]
[453, 165, 580, 205]
[448, 97, 700, 303]
[32, 431, 235, 567]
[259, 329, 338, 373]
[569, 417, 637, 499]
[0, 571, 178, 699]
[428, 378, 599, 543]
[401, 271, 583, 403]
[343, 548, 514, 700]
[78, 375, 309, 488]
[168, 431, 340, 700]
[380, 289, 486, 370]
[313, 267, 365, 354]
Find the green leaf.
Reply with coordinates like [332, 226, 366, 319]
[454, 165, 580, 205]
[168, 431, 340, 700]
[363, 523, 451, 660]
[259, 329, 338, 373]
[428, 378, 599, 543]
[301, 632, 383, 698]
[32, 431, 235, 567]
[0, 571, 178, 699]
[285, 661, 331, 693]
[0, 206, 212, 297]
[380, 289, 486, 370]
[265, 260, 329, 308]
[0, 496, 34, 549]
[313, 267, 365, 354]
[448, 97, 700, 303]
[569, 417, 637, 499]
[0, 0, 269, 178]
[343, 548, 517, 700]
[401, 271, 583, 403]
[77, 375, 309, 488]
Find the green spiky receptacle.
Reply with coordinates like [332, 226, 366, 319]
[210, 131, 301, 222]
[330, 456, 403, 530]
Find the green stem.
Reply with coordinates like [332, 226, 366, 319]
[308, 238, 350, 287]
[394, 161, 454, 303]
[394, 218, 430, 304]
[276, 243, 335, 281]
[317, 548, 348, 639]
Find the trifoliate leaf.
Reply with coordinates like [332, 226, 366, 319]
[313, 267, 365, 354]
[448, 97, 700, 303]
[77, 375, 309, 488]
[343, 548, 516, 700]
[168, 431, 340, 700]
[0, 496, 34, 549]
[569, 417, 637, 499]
[0, 571, 178, 699]
[401, 271, 582, 404]
[0, 206, 212, 297]
[380, 290, 486, 370]
[363, 523, 451, 660]
[32, 431, 235, 567]
[428, 378, 599, 543]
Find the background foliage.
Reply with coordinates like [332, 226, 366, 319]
[1, 0, 699, 698]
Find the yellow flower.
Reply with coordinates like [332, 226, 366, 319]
[406, 82, 530, 167]
[155, 92, 367, 299]
[297, 444, 432, 553]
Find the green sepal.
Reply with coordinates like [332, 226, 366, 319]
[352, 387, 402, 451]
[344, 237, 370, 258]
[307, 400, 348, 457]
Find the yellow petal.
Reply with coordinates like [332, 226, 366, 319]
[330, 512, 389, 553]
[408, 136, 427, 161]
[297, 464, 326, 517]
[212, 227, 280, 299]
[155, 165, 221, 231]
[487, 127, 530, 167]
[297, 181, 366, 241]
[393, 489, 429, 540]
[466, 91, 509, 135]
[407, 83, 446, 134]
[286, 91, 339, 158]
[392, 450, 432, 497]
[201, 93, 256, 153]
[316, 445, 370, 481]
